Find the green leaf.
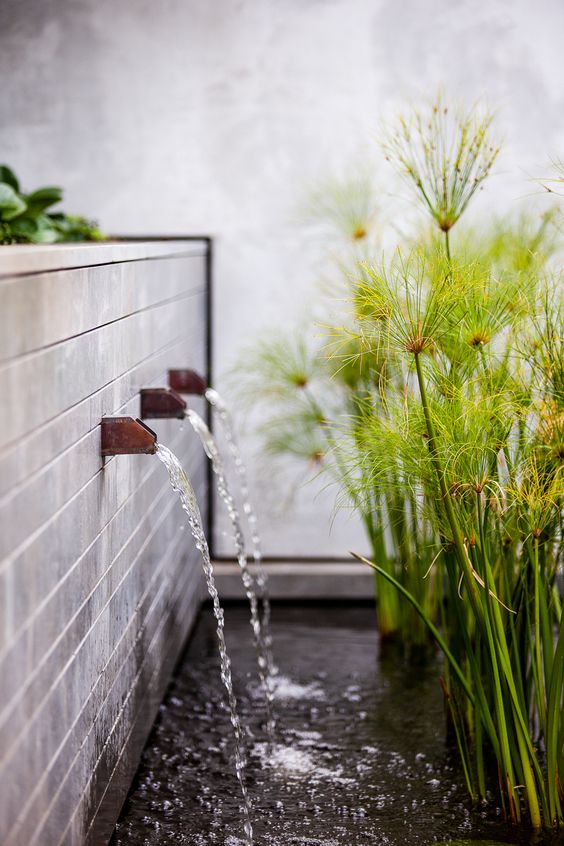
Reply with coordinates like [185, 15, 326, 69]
[9, 214, 58, 243]
[0, 165, 19, 191]
[0, 183, 27, 221]
[51, 212, 105, 242]
[31, 213, 59, 243]
[24, 186, 63, 217]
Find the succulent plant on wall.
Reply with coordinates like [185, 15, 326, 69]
[0, 164, 104, 244]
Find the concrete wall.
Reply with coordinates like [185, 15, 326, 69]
[0, 240, 209, 846]
[1, 0, 563, 559]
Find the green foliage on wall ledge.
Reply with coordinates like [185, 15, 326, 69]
[0, 165, 105, 245]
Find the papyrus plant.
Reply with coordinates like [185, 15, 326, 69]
[346, 98, 562, 825]
[350, 244, 563, 827]
[382, 94, 500, 258]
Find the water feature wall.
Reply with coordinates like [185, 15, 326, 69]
[0, 240, 209, 846]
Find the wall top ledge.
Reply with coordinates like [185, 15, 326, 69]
[0, 238, 208, 278]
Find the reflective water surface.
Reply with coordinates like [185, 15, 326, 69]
[112, 605, 564, 846]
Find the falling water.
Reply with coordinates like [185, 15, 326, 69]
[204, 388, 276, 678]
[186, 409, 276, 737]
[155, 444, 254, 845]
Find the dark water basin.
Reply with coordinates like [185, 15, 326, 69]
[112, 603, 564, 846]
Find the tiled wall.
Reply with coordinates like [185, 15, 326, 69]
[0, 240, 209, 846]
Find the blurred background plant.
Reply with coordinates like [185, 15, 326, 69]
[233, 92, 564, 827]
[0, 164, 104, 244]
[541, 158, 564, 198]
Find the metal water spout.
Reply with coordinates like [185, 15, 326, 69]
[101, 417, 157, 455]
[168, 369, 207, 396]
[140, 388, 187, 419]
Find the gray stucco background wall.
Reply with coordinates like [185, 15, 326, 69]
[1, 0, 563, 557]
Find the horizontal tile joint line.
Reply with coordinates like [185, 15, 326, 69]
[0, 245, 207, 281]
[0, 285, 205, 368]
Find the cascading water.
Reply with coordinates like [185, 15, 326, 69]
[186, 409, 276, 737]
[204, 388, 276, 678]
[155, 444, 254, 845]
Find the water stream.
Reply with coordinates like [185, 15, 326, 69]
[186, 409, 276, 737]
[155, 444, 254, 845]
[204, 388, 275, 679]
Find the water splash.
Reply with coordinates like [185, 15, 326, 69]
[251, 742, 355, 785]
[269, 676, 325, 702]
[205, 388, 276, 678]
[155, 444, 253, 845]
[186, 409, 276, 736]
